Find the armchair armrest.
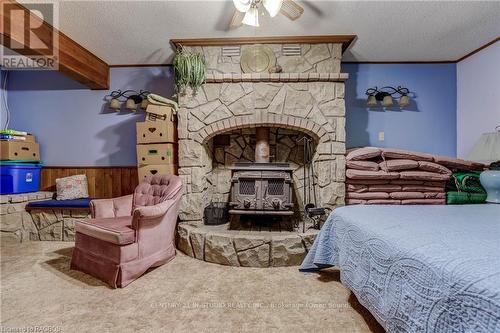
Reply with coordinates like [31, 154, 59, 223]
[131, 199, 177, 229]
[90, 194, 133, 218]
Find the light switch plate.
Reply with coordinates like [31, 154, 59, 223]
[378, 131, 385, 141]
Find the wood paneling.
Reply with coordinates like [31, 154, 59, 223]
[170, 35, 357, 53]
[0, 0, 109, 89]
[41, 167, 138, 199]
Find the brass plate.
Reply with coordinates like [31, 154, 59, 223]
[240, 45, 276, 73]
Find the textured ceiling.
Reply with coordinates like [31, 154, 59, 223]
[25, 1, 500, 64]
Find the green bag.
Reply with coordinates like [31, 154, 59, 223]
[446, 191, 486, 204]
[448, 172, 485, 194]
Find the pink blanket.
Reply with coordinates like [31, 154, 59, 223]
[390, 192, 425, 199]
[381, 148, 434, 162]
[401, 199, 446, 205]
[346, 169, 400, 180]
[346, 147, 381, 161]
[379, 159, 419, 172]
[402, 186, 445, 193]
[399, 171, 450, 181]
[347, 192, 390, 200]
[368, 185, 402, 192]
[346, 160, 380, 171]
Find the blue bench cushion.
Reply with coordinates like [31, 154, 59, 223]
[27, 198, 92, 209]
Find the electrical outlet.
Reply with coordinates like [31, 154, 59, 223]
[378, 131, 385, 141]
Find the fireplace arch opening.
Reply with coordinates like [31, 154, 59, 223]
[207, 126, 322, 230]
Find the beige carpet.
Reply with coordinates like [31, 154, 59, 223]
[0, 235, 384, 333]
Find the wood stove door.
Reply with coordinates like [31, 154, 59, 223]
[261, 171, 291, 211]
[231, 171, 262, 211]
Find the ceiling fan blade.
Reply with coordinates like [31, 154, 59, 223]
[229, 10, 245, 29]
[280, 0, 304, 21]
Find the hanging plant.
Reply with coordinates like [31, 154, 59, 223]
[173, 46, 206, 94]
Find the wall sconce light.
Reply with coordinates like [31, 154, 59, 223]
[105, 90, 150, 112]
[365, 86, 411, 108]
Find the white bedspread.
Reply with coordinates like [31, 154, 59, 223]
[300, 204, 500, 333]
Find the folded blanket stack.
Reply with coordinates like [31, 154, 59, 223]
[345, 147, 485, 205]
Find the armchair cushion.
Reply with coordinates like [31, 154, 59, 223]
[75, 216, 135, 245]
[91, 195, 133, 218]
[133, 174, 182, 208]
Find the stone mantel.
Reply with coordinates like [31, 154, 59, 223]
[205, 72, 349, 83]
[170, 35, 356, 51]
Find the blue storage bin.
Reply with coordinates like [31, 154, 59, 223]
[0, 163, 42, 194]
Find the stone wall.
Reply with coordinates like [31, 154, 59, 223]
[0, 192, 89, 242]
[177, 42, 347, 225]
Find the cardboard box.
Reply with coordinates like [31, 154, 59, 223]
[136, 121, 176, 144]
[0, 141, 40, 161]
[138, 164, 177, 180]
[137, 143, 177, 165]
[145, 105, 176, 122]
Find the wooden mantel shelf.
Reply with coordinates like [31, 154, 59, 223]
[205, 72, 349, 83]
[170, 35, 356, 53]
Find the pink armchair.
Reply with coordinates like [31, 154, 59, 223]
[70, 174, 183, 288]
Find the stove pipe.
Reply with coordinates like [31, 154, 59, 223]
[255, 127, 270, 163]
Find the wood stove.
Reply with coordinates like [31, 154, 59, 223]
[229, 127, 294, 216]
[229, 162, 294, 215]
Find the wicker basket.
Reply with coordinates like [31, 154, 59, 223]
[203, 202, 229, 225]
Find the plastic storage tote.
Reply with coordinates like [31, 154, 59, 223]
[0, 163, 42, 194]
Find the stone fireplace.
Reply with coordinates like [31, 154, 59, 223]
[173, 36, 352, 267]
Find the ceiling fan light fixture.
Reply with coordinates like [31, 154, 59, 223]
[233, 0, 252, 13]
[263, 0, 283, 17]
[242, 6, 259, 27]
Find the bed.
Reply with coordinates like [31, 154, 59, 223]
[300, 205, 500, 333]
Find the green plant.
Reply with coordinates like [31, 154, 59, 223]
[173, 46, 206, 93]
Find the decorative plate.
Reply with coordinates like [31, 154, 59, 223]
[240, 45, 276, 73]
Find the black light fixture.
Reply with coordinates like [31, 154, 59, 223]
[365, 86, 410, 108]
[106, 90, 150, 112]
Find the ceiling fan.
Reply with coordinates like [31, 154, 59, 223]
[230, 0, 304, 28]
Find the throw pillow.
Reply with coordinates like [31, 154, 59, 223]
[56, 174, 89, 200]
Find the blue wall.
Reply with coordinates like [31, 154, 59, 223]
[343, 63, 457, 156]
[6, 67, 174, 166]
[5, 63, 458, 166]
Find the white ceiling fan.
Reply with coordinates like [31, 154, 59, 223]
[230, 0, 304, 28]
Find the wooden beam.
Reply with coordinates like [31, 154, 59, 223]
[0, 0, 109, 89]
[171, 35, 356, 53]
